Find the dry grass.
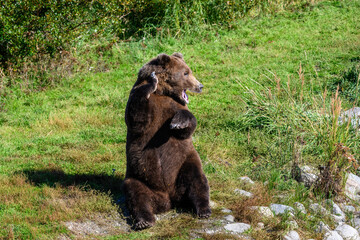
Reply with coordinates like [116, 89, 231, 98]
[230, 184, 273, 224]
[48, 114, 74, 130]
[147, 213, 201, 239]
[200, 232, 245, 240]
[314, 87, 358, 198]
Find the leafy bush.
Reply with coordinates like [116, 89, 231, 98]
[0, 0, 130, 69]
[0, 0, 320, 71]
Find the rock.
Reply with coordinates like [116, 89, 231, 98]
[257, 222, 265, 229]
[250, 206, 274, 218]
[294, 202, 307, 214]
[205, 229, 221, 234]
[221, 208, 232, 213]
[324, 231, 344, 240]
[209, 200, 217, 208]
[310, 203, 329, 215]
[224, 223, 251, 234]
[332, 203, 346, 218]
[234, 189, 254, 198]
[338, 107, 360, 129]
[343, 205, 356, 213]
[287, 220, 298, 229]
[239, 176, 255, 185]
[331, 214, 346, 224]
[350, 217, 360, 231]
[335, 224, 360, 240]
[316, 221, 331, 233]
[345, 173, 360, 201]
[270, 204, 295, 216]
[283, 230, 301, 240]
[292, 165, 318, 187]
[224, 215, 235, 222]
[327, 200, 346, 218]
[64, 212, 130, 236]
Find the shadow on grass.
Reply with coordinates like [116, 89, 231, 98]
[22, 168, 124, 196]
[20, 168, 200, 230]
[20, 168, 131, 221]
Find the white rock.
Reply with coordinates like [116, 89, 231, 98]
[350, 217, 360, 230]
[234, 189, 254, 198]
[250, 206, 274, 218]
[294, 202, 307, 214]
[310, 203, 329, 215]
[224, 215, 235, 222]
[293, 165, 318, 187]
[338, 107, 360, 129]
[270, 204, 295, 216]
[205, 229, 218, 234]
[316, 221, 332, 233]
[283, 230, 301, 240]
[335, 224, 360, 240]
[239, 176, 255, 185]
[257, 222, 265, 229]
[221, 208, 232, 213]
[209, 200, 217, 208]
[332, 202, 346, 218]
[224, 223, 251, 233]
[287, 220, 298, 229]
[324, 231, 344, 240]
[331, 214, 346, 224]
[343, 205, 356, 213]
[345, 173, 360, 201]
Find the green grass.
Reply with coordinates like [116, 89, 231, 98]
[1, 0, 360, 239]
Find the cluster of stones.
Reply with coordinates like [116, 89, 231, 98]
[204, 174, 360, 240]
[273, 200, 360, 240]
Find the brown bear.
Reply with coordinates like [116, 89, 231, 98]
[123, 52, 211, 230]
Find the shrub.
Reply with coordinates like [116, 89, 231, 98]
[0, 0, 321, 71]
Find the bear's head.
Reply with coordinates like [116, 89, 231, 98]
[136, 53, 203, 105]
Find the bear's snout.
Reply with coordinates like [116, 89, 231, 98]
[198, 83, 204, 92]
[191, 81, 203, 93]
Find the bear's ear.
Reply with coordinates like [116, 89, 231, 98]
[172, 52, 183, 59]
[157, 53, 171, 65]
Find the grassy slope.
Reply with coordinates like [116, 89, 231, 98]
[1, 1, 360, 239]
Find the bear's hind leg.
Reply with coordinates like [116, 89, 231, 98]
[122, 178, 171, 230]
[175, 160, 211, 218]
[122, 178, 154, 230]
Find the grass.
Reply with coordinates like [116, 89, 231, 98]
[1, 0, 360, 239]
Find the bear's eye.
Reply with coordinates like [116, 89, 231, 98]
[184, 72, 189, 76]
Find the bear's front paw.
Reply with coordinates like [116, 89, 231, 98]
[170, 110, 194, 130]
[170, 119, 190, 129]
[197, 207, 212, 219]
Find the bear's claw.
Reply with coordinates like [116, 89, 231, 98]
[134, 220, 154, 230]
[197, 207, 212, 219]
[150, 71, 158, 85]
[170, 121, 189, 129]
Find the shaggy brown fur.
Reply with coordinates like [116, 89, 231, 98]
[123, 53, 211, 230]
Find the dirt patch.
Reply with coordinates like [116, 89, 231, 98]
[62, 212, 129, 238]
